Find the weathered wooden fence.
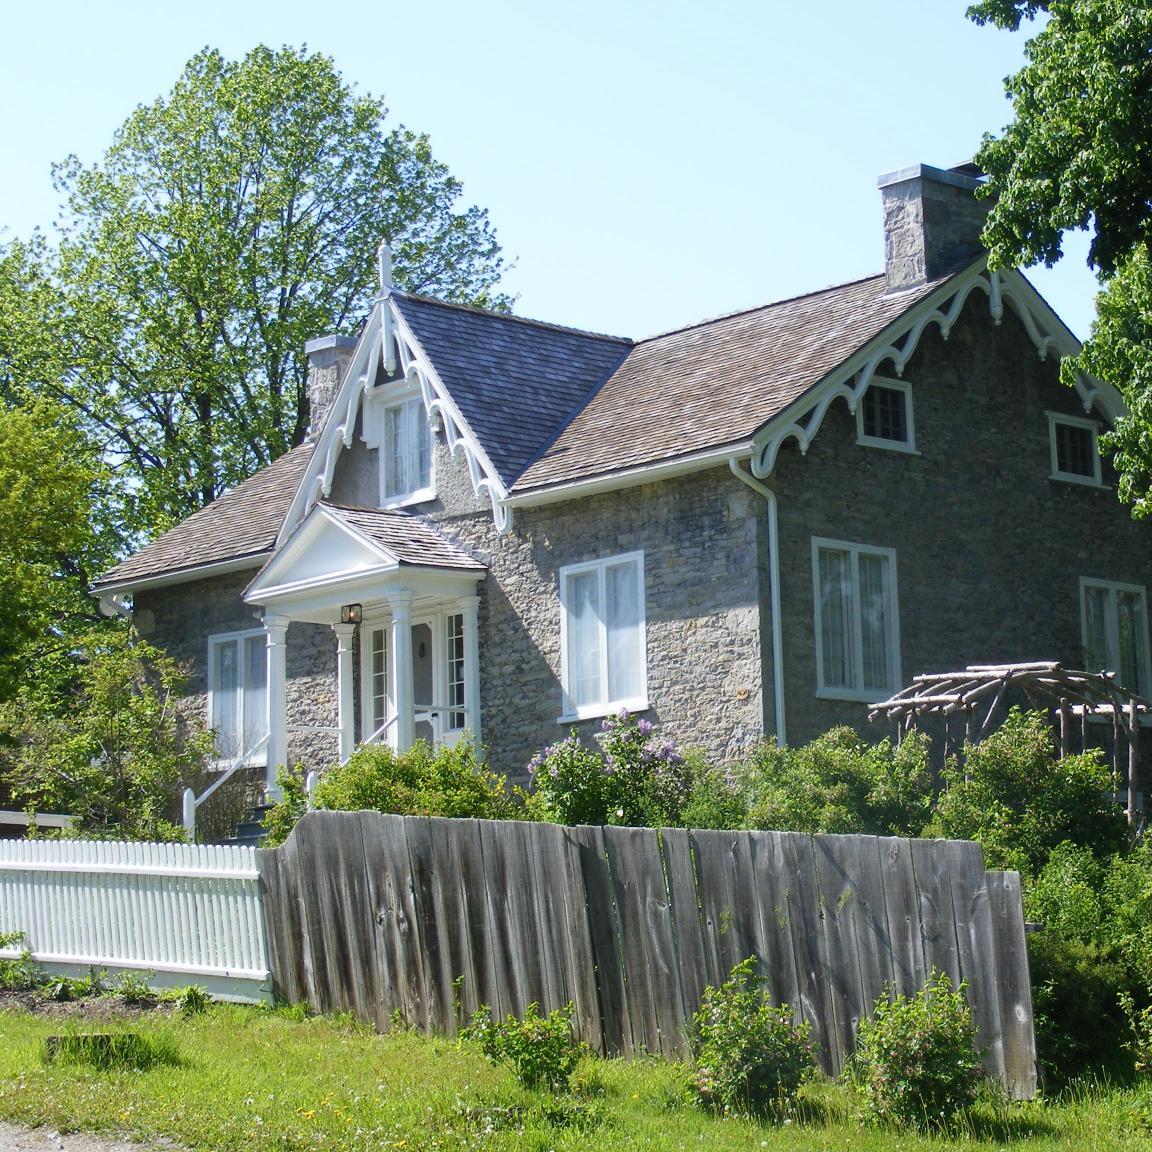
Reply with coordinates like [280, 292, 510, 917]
[259, 812, 1036, 1096]
[0, 838, 271, 1003]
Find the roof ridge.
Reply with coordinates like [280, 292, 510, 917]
[633, 272, 888, 344]
[392, 289, 632, 345]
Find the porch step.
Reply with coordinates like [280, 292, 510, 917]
[225, 804, 274, 848]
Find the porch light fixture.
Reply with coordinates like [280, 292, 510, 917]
[340, 603, 363, 625]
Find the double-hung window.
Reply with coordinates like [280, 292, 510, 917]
[812, 538, 900, 701]
[1081, 578, 1150, 695]
[559, 552, 647, 719]
[362, 387, 435, 506]
[207, 629, 268, 763]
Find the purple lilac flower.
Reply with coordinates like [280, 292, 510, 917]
[637, 719, 654, 736]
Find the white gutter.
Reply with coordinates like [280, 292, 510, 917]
[506, 440, 754, 510]
[728, 458, 786, 747]
[90, 552, 271, 599]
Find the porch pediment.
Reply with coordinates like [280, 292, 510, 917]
[244, 502, 485, 617]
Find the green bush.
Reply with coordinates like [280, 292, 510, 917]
[734, 727, 934, 837]
[687, 958, 815, 1117]
[849, 971, 983, 1129]
[262, 738, 511, 845]
[928, 709, 1127, 877]
[524, 711, 743, 829]
[463, 1001, 586, 1092]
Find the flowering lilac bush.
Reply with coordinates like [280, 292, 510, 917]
[524, 710, 741, 828]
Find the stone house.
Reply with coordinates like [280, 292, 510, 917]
[92, 162, 1152, 807]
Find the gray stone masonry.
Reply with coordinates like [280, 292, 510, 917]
[134, 571, 339, 773]
[772, 290, 1152, 746]
[427, 469, 767, 779]
[305, 335, 358, 442]
[880, 164, 990, 291]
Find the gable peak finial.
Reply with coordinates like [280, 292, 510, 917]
[377, 241, 393, 292]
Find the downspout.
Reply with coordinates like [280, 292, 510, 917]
[728, 458, 786, 747]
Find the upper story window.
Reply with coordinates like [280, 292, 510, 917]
[1049, 413, 1102, 486]
[363, 387, 435, 506]
[812, 537, 901, 702]
[208, 629, 268, 763]
[559, 552, 647, 720]
[1081, 578, 1150, 695]
[856, 379, 916, 453]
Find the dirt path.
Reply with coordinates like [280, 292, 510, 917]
[0, 1121, 176, 1152]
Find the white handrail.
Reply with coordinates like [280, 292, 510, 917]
[182, 732, 271, 839]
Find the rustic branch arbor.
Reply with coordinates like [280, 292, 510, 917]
[868, 662, 1150, 824]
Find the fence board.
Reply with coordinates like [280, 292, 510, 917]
[255, 813, 1036, 1094]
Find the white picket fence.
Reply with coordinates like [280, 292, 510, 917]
[0, 839, 271, 1003]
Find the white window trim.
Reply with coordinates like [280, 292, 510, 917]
[855, 377, 918, 455]
[1079, 577, 1151, 695]
[558, 550, 649, 722]
[1048, 412, 1103, 487]
[362, 383, 436, 508]
[206, 627, 268, 767]
[812, 537, 902, 703]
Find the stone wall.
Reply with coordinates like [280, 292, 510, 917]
[771, 291, 1152, 746]
[135, 571, 339, 772]
[428, 470, 767, 778]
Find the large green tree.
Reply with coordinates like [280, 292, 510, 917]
[46, 44, 510, 532]
[969, 0, 1152, 514]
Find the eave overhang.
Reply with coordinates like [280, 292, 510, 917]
[89, 552, 272, 600]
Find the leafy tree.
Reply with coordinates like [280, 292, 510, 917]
[0, 397, 115, 700]
[0, 630, 212, 840]
[47, 44, 509, 533]
[969, 1, 1152, 513]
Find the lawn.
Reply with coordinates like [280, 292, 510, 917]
[0, 1002, 1151, 1151]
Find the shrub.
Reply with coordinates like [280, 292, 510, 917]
[849, 971, 983, 1129]
[928, 709, 1127, 877]
[174, 984, 211, 1017]
[524, 711, 741, 828]
[262, 738, 511, 845]
[735, 727, 934, 836]
[463, 1001, 586, 1092]
[114, 971, 154, 1005]
[0, 932, 41, 992]
[687, 957, 815, 1117]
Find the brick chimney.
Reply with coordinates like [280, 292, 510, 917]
[879, 163, 990, 292]
[304, 334, 358, 441]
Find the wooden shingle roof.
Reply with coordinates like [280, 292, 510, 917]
[93, 443, 315, 590]
[512, 274, 944, 492]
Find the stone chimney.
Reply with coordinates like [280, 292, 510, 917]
[879, 163, 990, 292]
[304, 334, 358, 441]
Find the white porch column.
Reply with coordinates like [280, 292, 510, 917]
[388, 590, 415, 751]
[333, 622, 357, 763]
[264, 613, 290, 798]
[457, 595, 482, 750]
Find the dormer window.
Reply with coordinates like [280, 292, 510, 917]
[363, 387, 435, 506]
[1048, 413, 1102, 486]
[857, 379, 916, 453]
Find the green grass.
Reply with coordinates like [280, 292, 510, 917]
[0, 1003, 1151, 1150]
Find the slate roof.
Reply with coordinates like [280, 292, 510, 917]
[392, 293, 631, 488]
[93, 443, 315, 590]
[512, 273, 945, 492]
[323, 504, 486, 571]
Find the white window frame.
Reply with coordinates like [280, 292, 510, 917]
[558, 551, 648, 722]
[362, 383, 436, 508]
[206, 628, 268, 766]
[856, 377, 917, 454]
[1079, 577, 1150, 695]
[1048, 412, 1103, 487]
[812, 537, 901, 703]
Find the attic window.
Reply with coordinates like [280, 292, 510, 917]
[362, 386, 435, 507]
[1049, 413, 1102, 486]
[856, 379, 916, 453]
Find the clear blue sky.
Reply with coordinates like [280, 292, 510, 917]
[0, 0, 1098, 340]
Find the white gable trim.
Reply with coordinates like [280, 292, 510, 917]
[749, 260, 1124, 479]
[278, 294, 513, 547]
